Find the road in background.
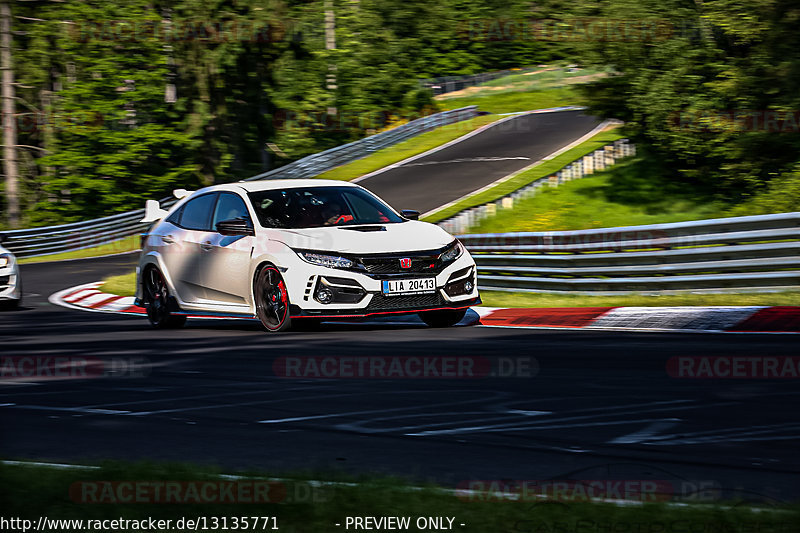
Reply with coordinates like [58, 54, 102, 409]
[359, 109, 601, 213]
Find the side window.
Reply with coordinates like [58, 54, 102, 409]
[212, 193, 250, 230]
[180, 193, 217, 231]
[165, 205, 183, 226]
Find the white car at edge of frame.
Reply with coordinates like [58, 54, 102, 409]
[0, 234, 22, 310]
[134, 179, 480, 332]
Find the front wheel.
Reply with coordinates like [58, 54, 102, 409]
[142, 266, 186, 329]
[254, 266, 292, 332]
[419, 308, 467, 328]
[0, 298, 20, 310]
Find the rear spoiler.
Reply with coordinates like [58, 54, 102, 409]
[141, 200, 167, 223]
[140, 189, 194, 223]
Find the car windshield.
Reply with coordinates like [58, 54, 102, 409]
[248, 186, 405, 229]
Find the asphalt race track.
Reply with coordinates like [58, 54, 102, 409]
[2, 254, 799, 504]
[357, 109, 602, 214]
[2, 111, 799, 505]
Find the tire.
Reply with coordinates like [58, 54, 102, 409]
[419, 308, 467, 328]
[254, 265, 292, 332]
[292, 317, 321, 331]
[142, 266, 187, 329]
[0, 298, 20, 310]
[1, 279, 22, 310]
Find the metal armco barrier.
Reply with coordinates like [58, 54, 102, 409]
[244, 106, 478, 182]
[2, 107, 478, 258]
[437, 138, 635, 235]
[460, 212, 800, 293]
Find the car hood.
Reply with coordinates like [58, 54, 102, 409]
[269, 221, 455, 255]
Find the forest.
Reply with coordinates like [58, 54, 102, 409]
[2, 0, 798, 227]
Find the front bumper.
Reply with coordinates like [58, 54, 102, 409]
[286, 251, 481, 319]
[0, 261, 21, 301]
[290, 295, 481, 319]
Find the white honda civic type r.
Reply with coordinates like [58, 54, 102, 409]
[0, 234, 22, 309]
[135, 179, 480, 332]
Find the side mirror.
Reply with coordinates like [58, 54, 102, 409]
[216, 217, 255, 236]
[400, 209, 420, 221]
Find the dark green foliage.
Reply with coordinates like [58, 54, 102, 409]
[5, 0, 563, 224]
[574, 0, 800, 202]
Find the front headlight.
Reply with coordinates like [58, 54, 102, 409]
[0, 254, 10, 268]
[439, 241, 463, 263]
[298, 251, 354, 269]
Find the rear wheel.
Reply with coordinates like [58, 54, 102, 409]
[254, 266, 292, 332]
[419, 308, 467, 328]
[142, 266, 186, 329]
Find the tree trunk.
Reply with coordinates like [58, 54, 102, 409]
[1, 1, 18, 228]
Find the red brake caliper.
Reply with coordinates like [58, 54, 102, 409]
[278, 281, 287, 304]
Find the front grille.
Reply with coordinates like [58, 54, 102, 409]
[0, 275, 8, 286]
[364, 292, 442, 312]
[360, 256, 442, 275]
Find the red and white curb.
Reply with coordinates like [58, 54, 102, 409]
[49, 283, 800, 333]
[477, 306, 800, 333]
[48, 282, 258, 321]
[49, 282, 145, 315]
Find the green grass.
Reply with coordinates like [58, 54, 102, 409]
[18, 235, 140, 265]
[314, 114, 501, 181]
[100, 271, 137, 297]
[461, 66, 601, 89]
[424, 128, 626, 223]
[436, 85, 585, 114]
[2, 461, 795, 532]
[463, 150, 725, 233]
[480, 290, 800, 308]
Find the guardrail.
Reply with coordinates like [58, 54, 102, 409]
[460, 212, 800, 293]
[437, 138, 634, 235]
[421, 69, 522, 96]
[2, 106, 478, 258]
[243, 106, 478, 181]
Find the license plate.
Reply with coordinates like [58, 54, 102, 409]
[382, 278, 436, 296]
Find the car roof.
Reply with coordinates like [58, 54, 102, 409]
[197, 179, 360, 196]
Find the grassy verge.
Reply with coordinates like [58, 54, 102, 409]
[313, 115, 501, 181]
[436, 85, 585, 114]
[423, 128, 625, 223]
[100, 271, 137, 297]
[17, 235, 140, 265]
[463, 148, 725, 233]
[2, 461, 794, 531]
[480, 290, 800, 308]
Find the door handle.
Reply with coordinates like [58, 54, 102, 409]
[162, 235, 175, 245]
[200, 241, 214, 252]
